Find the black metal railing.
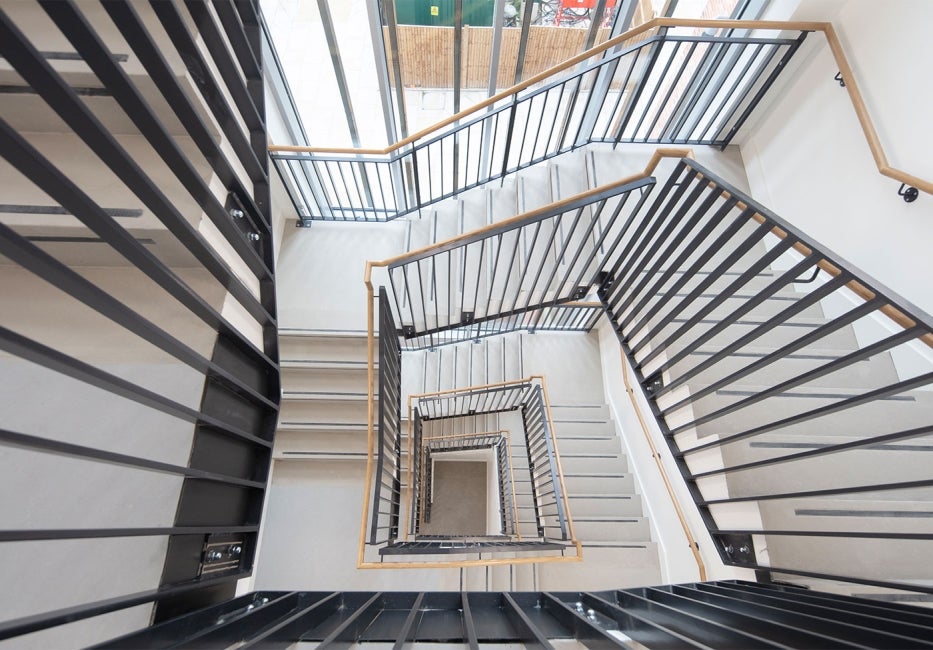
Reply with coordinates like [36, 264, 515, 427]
[0, 0, 279, 644]
[411, 410, 425, 535]
[401, 302, 603, 350]
[370, 287, 403, 545]
[272, 25, 808, 222]
[384, 176, 655, 339]
[496, 437, 518, 536]
[402, 379, 574, 549]
[522, 385, 570, 541]
[418, 431, 499, 530]
[414, 382, 536, 420]
[600, 158, 933, 595]
[410, 430, 517, 537]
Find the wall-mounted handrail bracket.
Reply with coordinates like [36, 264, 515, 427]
[898, 183, 919, 203]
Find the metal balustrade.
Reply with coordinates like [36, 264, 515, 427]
[383, 176, 654, 339]
[411, 431, 518, 538]
[522, 383, 571, 541]
[271, 21, 809, 222]
[369, 288, 403, 545]
[600, 158, 933, 596]
[366, 149, 933, 594]
[361, 375, 580, 563]
[409, 430, 513, 537]
[401, 301, 603, 350]
[0, 0, 278, 644]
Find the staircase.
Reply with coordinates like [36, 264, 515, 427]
[403, 330, 661, 590]
[261, 141, 932, 598]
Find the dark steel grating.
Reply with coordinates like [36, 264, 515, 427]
[93, 580, 933, 648]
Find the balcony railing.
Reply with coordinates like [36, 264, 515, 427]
[271, 17, 932, 224]
[271, 19, 810, 222]
[401, 302, 603, 350]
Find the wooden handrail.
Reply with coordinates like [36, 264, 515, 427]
[269, 18, 931, 198]
[619, 348, 708, 581]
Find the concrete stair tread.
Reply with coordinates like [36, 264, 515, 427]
[277, 422, 368, 432]
[278, 330, 372, 340]
[274, 451, 368, 461]
[572, 515, 646, 521]
[281, 359, 372, 370]
[281, 391, 371, 402]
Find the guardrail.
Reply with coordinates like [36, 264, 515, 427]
[601, 157, 933, 595]
[271, 18, 932, 224]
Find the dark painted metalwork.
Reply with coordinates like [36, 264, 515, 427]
[395, 379, 572, 552]
[0, 0, 279, 641]
[370, 287, 404, 544]
[384, 176, 654, 339]
[599, 157, 933, 595]
[272, 28, 809, 222]
[84, 581, 933, 647]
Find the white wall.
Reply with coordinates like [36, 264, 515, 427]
[740, 0, 933, 315]
[275, 221, 406, 331]
[596, 321, 757, 584]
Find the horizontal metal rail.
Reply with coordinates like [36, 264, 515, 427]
[600, 157, 933, 595]
[400, 302, 603, 350]
[361, 375, 580, 566]
[0, 1, 279, 644]
[271, 22, 810, 222]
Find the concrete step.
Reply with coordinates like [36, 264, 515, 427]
[634, 317, 860, 367]
[559, 455, 628, 474]
[713, 432, 933, 501]
[552, 420, 614, 437]
[516, 164, 553, 214]
[558, 436, 622, 455]
[633, 290, 827, 334]
[536, 544, 661, 591]
[433, 200, 460, 244]
[678, 385, 933, 443]
[488, 176, 519, 224]
[759, 498, 933, 536]
[459, 187, 488, 234]
[567, 494, 644, 517]
[281, 366, 368, 394]
[563, 473, 635, 493]
[549, 403, 611, 421]
[272, 430, 368, 460]
[571, 517, 650, 542]
[404, 211, 435, 252]
[279, 400, 368, 427]
[279, 334, 369, 366]
[664, 345, 899, 397]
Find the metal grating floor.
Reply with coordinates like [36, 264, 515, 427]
[94, 580, 933, 648]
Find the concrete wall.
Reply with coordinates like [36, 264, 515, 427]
[740, 0, 933, 314]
